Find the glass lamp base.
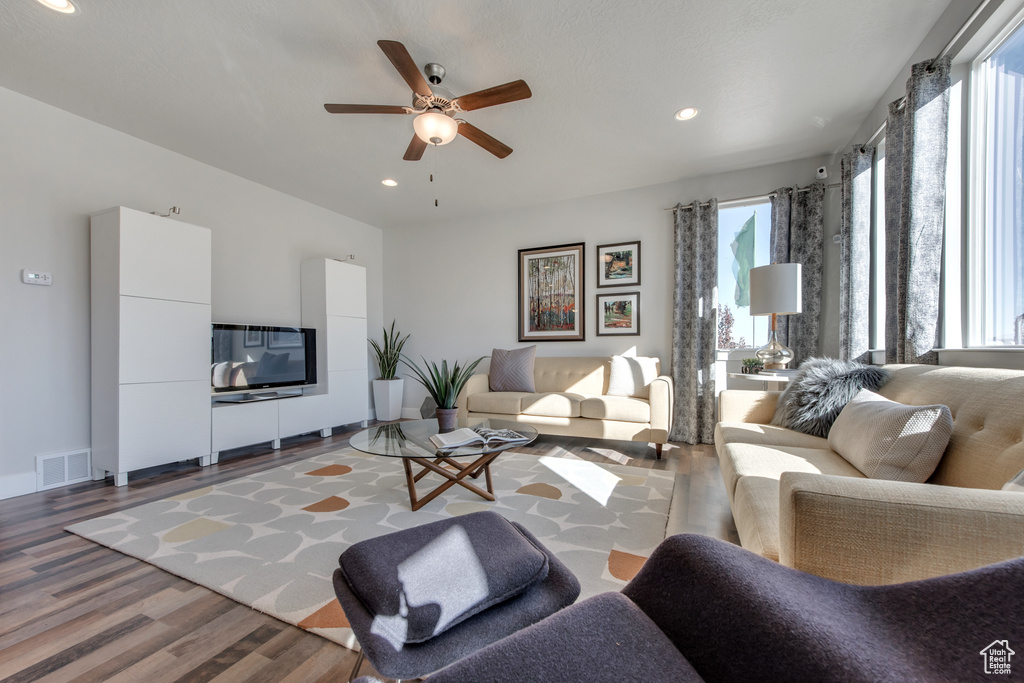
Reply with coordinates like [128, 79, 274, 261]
[755, 331, 794, 370]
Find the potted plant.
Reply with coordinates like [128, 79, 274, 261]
[742, 357, 763, 374]
[368, 321, 410, 422]
[400, 355, 484, 432]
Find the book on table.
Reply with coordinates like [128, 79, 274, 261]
[429, 427, 530, 450]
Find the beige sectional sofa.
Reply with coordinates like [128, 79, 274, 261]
[456, 357, 673, 456]
[716, 363, 1024, 585]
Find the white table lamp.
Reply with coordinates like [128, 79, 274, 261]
[749, 263, 802, 369]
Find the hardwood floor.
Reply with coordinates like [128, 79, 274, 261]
[0, 424, 736, 682]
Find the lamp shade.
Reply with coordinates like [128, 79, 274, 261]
[413, 111, 459, 146]
[749, 263, 802, 315]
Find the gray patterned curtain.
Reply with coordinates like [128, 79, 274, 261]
[769, 182, 825, 366]
[670, 200, 718, 445]
[840, 146, 875, 363]
[885, 57, 951, 364]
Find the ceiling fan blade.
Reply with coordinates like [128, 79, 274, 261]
[457, 122, 513, 159]
[324, 104, 409, 114]
[404, 134, 427, 161]
[454, 80, 532, 111]
[377, 40, 433, 99]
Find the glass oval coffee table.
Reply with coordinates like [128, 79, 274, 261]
[350, 418, 539, 511]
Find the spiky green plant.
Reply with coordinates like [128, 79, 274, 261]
[400, 355, 484, 409]
[368, 321, 410, 379]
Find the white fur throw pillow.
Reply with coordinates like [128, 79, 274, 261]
[771, 357, 890, 438]
[607, 356, 659, 398]
[828, 389, 953, 483]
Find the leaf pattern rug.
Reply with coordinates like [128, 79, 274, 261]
[66, 448, 673, 650]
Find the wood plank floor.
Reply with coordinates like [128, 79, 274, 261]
[0, 424, 736, 682]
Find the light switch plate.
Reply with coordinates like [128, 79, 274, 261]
[22, 270, 52, 286]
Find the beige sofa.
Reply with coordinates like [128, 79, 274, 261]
[456, 357, 673, 456]
[716, 363, 1024, 585]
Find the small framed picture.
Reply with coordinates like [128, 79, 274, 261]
[518, 242, 585, 342]
[243, 329, 264, 348]
[597, 241, 640, 288]
[597, 291, 640, 336]
[268, 329, 304, 349]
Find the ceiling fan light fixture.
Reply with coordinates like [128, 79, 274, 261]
[413, 110, 458, 146]
[34, 0, 76, 12]
[675, 106, 699, 121]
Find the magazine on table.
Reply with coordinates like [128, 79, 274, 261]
[429, 427, 530, 450]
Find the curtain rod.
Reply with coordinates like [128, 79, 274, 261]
[865, 0, 994, 148]
[930, 0, 994, 69]
[663, 182, 841, 211]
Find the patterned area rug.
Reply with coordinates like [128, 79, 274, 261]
[66, 448, 673, 650]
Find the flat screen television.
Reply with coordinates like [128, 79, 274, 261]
[211, 323, 317, 394]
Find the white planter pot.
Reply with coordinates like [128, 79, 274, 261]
[372, 378, 405, 422]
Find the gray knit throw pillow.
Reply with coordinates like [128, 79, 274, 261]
[770, 358, 891, 438]
[489, 346, 537, 392]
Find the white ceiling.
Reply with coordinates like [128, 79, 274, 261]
[0, 0, 952, 229]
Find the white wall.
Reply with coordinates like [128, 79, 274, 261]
[385, 155, 837, 413]
[0, 86, 383, 499]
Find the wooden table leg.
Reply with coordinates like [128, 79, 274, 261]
[401, 452, 503, 511]
[402, 458, 420, 510]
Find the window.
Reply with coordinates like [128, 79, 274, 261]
[872, 139, 886, 350]
[973, 17, 1024, 346]
[717, 201, 772, 350]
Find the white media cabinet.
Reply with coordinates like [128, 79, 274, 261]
[90, 208, 369, 485]
[208, 258, 368, 460]
[210, 392, 332, 462]
[90, 207, 213, 486]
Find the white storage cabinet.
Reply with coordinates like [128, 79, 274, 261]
[90, 207, 212, 486]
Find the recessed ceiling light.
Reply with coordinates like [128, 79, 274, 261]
[381, 178, 398, 187]
[34, 0, 77, 13]
[674, 107, 699, 121]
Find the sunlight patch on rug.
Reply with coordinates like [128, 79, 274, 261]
[66, 448, 673, 651]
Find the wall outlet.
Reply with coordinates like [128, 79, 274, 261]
[22, 270, 52, 286]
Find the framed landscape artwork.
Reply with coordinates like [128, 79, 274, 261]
[597, 241, 640, 288]
[518, 242, 585, 342]
[596, 291, 640, 336]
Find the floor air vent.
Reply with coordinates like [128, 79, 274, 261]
[36, 449, 92, 491]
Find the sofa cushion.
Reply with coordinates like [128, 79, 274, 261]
[828, 389, 952, 483]
[337, 511, 550, 645]
[771, 358, 891, 438]
[607, 356, 660, 399]
[732, 476, 782, 561]
[715, 422, 830, 452]
[719, 443, 866, 502]
[489, 346, 537, 393]
[580, 396, 651, 423]
[521, 392, 583, 418]
[468, 392, 530, 415]
[534, 358, 607, 395]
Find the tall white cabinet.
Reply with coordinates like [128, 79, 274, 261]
[301, 258, 368, 427]
[91, 207, 212, 486]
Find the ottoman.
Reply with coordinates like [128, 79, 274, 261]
[332, 511, 580, 680]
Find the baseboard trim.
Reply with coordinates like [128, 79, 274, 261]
[0, 471, 37, 501]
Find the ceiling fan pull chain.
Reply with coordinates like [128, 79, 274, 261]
[431, 144, 439, 207]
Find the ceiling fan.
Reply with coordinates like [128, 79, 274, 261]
[324, 40, 531, 161]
